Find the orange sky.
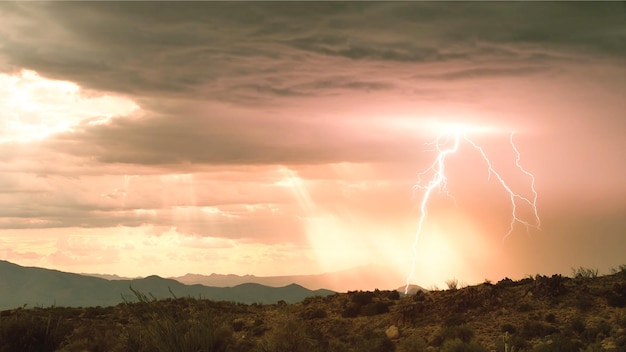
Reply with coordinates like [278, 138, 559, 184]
[0, 3, 624, 291]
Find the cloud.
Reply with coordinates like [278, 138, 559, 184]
[0, 2, 623, 281]
[43, 99, 428, 166]
[1, 2, 622, 104]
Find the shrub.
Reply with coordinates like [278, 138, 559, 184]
[500, 323, 517, 334]
[610, 264, 626, 277]
[570, 316, 586, 335]
[496, 277, 515, 288]
[581, 319, 611, 343]
[576, 295, 594, 312]
[517, 302, 533, 312]
[350, 291, 375, 305]
[260, 318, 325, 352]
[572, 267, 599, 279]
[360, 301, 389, 316]
[534, 274, 568, 297]
[545, 313, 556, 323]
[348, 328, 395, 352]
[444, 314, 467, 327]
[385, 290, 401, 300]
[124, 287, 233, 352]
[433, 325, 474, 346]
[0, 309, 72, 352]
[446, 278, 459, 290]
[301, 307, 327, 320]
[520, 320, 558, 339]
[341, 303, 359, 318]
[442, 338, 487, 352]
[413, 290, 426, 302]
[532, 333, 583, 352]
[606, 292, 626, 308]
[398, 334, 428, 352]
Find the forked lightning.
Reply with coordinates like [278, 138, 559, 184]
[405, 131, 540, 294]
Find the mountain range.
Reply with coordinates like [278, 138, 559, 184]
[167, 265, 399, 292]
[0, 260, 334, 310]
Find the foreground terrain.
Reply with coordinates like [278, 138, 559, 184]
[1, 268, 625, 352]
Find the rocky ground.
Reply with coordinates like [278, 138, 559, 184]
[1, 268, 625, 352]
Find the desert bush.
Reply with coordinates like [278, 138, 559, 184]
[301, 307, 327, 319]
[500, 323, 517, 334]
[617, 313, 626, 328]
[349, 328, 395, 352]
[580, 319, 611, 343]
[517, 302, 533, 312]
[413, 290, 426, 302]
[385, 290, 401, 300]
[360, 301, 389, 316]
[442, 338, 487, 352]
[532, 333, 583, 352]
[341, 303, 359, 318]
[572, 267, 599, 279]
[349, 291, 375, 305]
[610, 264, 626, 277]
[398, 333, 428, 352]
[518, 276, 535, 286]
[545, 313, 556, 323]
[124, 287, 233, 352]
[444, 314, 467, 327]
[496, 277, 515, 288]
[259, 318, 325, 352]
[576, 294, 594, 312]
[605, 291, 626, 308]
[432, 325, 475, 346]
[232, 319, 245, 332]
[0, 309, 74, 352]
[497, 333, 530, 352]
[520, 320, 558, 339]
[446, 278, 459, 290]
[581, 343, 605, 352]
[534, 274, 568, 298]
[570, 316, 586, 335]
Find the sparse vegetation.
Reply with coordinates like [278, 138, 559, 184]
[446, 278, 459, 290]
[1, 267, 625, 352]
[572, 266, 599, 279]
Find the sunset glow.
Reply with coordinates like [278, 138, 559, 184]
[0, 70, 139, 143]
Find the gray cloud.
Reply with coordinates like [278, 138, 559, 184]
[1, 2, 623, 103]
[44, 101, 424, 166]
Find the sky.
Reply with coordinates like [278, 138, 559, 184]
[0, 2, 624, 291]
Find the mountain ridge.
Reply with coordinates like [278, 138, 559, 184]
[0, 260, 334, 310]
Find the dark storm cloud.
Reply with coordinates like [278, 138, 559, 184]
[1, 2, 623, 99]
[1, 2, 624, 167]
[46, 103, 419, 166]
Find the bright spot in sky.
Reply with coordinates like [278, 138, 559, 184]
[0, 70, 139, 143]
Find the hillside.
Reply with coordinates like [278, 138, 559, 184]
[0, 260, 333, 310]
[1, 267, 624, 352]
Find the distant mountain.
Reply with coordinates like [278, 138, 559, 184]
[398, 284, 429, 295]
[170, 265, 415, 293]
[0, 260, 334, 310]
[80, 273, 138, 280]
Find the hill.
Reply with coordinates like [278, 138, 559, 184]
[0, 260, 334, 310]
[1, 266, 624, 351]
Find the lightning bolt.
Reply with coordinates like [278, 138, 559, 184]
[404, 131, 540, 294]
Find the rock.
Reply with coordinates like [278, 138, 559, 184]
[385, 325, 400, 339]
